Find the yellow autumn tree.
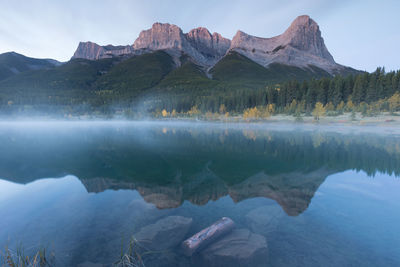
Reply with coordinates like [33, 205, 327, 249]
[312, 102, 326, 121]
[388, 92, 400, 113]
[325, 102, 335, 111]
[243, 107, 261, 120]
[161, 109, 168, 117]
[267, 103, 275, 114]
[346, 98, 354, 112]
[171, 109, 177, 117]
[187, 106, 200, 117]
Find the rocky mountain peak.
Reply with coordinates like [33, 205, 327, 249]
[133, 22, 185, 50]
[288, 15, 315, 28]
[187, 27, 212, 39]
[229, 15, 340, 73]
[72, 15, 349, 74]
[72, 41, 134, 60]
[186, 27, 231, 59]
[281, 15, 334, 62]
[73, 41, 104, 60]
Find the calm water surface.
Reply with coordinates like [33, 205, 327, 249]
[0, 122, 399, 266]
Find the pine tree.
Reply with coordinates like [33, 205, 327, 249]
[333, 77, 344, 106]
[316, 78, 329, 104]
[366, 71, 377, 103]
[343, 75, 355, 101]
[352, 74, 367, 104]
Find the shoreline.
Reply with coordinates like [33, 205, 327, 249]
[1, 113, 400, 136]
[1, 112, 400, 125]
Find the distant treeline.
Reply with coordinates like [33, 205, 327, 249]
[1, 66, 400, 117]
[153, 67, 400, 116]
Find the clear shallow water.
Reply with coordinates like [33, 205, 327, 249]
[0, 122, 399, 266]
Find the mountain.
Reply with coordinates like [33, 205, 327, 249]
[0, 57, 117, 108]
[73, 23, 232, 67]
[230, 15, 346, 74]
[72, 42, 135, 60]
[72, 15, 357, 75]
[95, 51, 175, 94]
[0, 52, 60, 81]
[186, 27, 231, 62]
[0, 15, 366, 114]
[210, 51, 331, 85]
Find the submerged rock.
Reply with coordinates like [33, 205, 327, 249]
[135, 216, 192, 250]
[196, 228, 268, 267]
[182, 217, 235, 256]
[245, 205, 285, 235]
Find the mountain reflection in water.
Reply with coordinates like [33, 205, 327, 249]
[1, 122, 400, 215]
[0, 122, 399, 266]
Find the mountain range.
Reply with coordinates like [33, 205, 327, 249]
[72, 15, 354, 75]
[0, 15, 361, 114]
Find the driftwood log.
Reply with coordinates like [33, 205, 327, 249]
[181, 217, 235, 256]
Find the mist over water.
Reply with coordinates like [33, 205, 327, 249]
[0, 121, 399, 266]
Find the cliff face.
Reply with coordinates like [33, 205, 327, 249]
[230, 15, 341, 73]
[133, 23, 185, 51]
[72, 15, 351, 74]
[72, 42, 134, 60]
[73, 23, 231, 66]
[133, 23, 230, 66]
[186, 27, 231, 60]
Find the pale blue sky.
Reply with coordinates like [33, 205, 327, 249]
[0, 0, 399, 72]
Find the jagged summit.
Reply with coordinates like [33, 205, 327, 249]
[282, 15, 334, 61]
[230, 15, 340, 72]
[132, 22, 231, 66]
[72, 16, 352, 74]
[73, 22, 230, 66]
[186, 27, 231, 59]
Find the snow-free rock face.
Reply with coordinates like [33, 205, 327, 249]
[186, 27, 231, 60]
[133, 23, 230, 66]
[230, 15, 341, 73]
[72, 16, 354, 74]
[72, 23, 230, 66]
[72, 41, 134, 60]
[133, 23, 185, 51]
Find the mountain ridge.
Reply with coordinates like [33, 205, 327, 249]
[230, 15, 339, 72]
[72, 15, 354, 75]
[0, 15, 369, 115]
[0, 51, 60, 81]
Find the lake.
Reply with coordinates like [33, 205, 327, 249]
[0, 121, 399, 267]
